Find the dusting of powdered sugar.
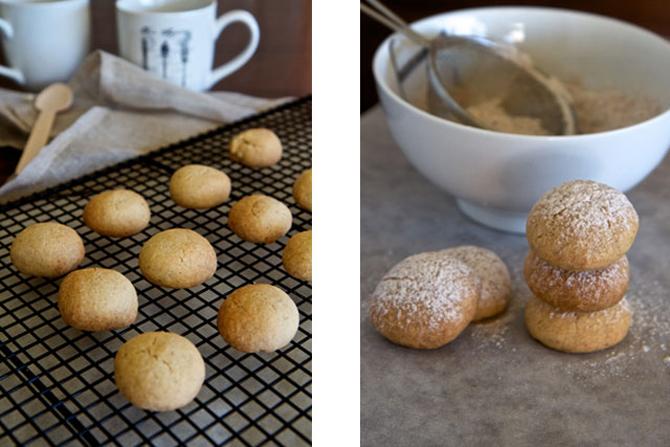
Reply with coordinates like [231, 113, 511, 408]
[561, 279, 670, 380]
[526, 251, 628, 306]
[468, 298, 518, 350]
[468, 253, 526, 350]
[440, 246, 511, 307]
[527, 180, 638, 261]
[459, 247, 670, 380]
[369, 251, 477, 331]
[544, 296, 631, 321]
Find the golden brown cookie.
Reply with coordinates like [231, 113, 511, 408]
[292, 169, 312, 211]
[229, 128, 282, 168]
[368, 251, 480, 349]
[83, 189, 151, 237]
[524, 250, 629, 312]
[218, 284, 299, 353]
[10, 222, 85, 278]
[58, 268, 137, 331]
[441, 245, 511, 321]
[526, 180, 639, 270]
[228, 194, 292, 244]
[525, 295, 631, 353]
[139, 229, 217, 288]
[282, 230, 311, 281]
[114, 332, 205, 411]
[169, 164, 231, 209]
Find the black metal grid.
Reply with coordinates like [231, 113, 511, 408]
[0, 98, 312, 446]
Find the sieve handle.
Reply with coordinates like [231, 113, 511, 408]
[360, 1, 430, 47]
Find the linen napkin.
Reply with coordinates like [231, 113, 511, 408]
[0, 50, 290, 203]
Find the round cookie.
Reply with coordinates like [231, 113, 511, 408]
[139, 229, 217, 288]
[368, 251, 480, 349]
[526, 180, 639, 270]
[292, 169, 312, 211]
[525, 295, 632, 353]
[218, 284, 299, 353]
[84, 189, 151, 237]
[524, 250, 629, 312]
[282, 230, 312, 281]
[58, 268, 137, 331]
[115, 332, 205, 411]
[441, 245, 511, 321]
[10, 222, 85, 278]
[169, 164, 231, 209]
[228, 194, 292, 244]
[229, 128, 282, 168]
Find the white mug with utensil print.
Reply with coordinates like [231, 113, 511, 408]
[0, 0, 90, 91]
[116, 0, 259, 91]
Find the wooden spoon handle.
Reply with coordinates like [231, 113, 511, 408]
[15, 110, 55, 175]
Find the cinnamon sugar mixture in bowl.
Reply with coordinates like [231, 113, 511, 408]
[461, 80, 661, 136]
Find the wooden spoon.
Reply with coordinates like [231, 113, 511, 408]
[15, 83, 73, 175]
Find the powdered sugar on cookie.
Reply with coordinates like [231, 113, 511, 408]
[545, 297, 631, 321]
[525, 250, 629, 311]
[527, 180, 639, 269]
[440, 246, 511, 321]
[370, 251, 478, 331]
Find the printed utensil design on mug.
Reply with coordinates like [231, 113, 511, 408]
[0, 0, 90, 91]
[116, 0, 260, 91]
[141, 26, 193, 87]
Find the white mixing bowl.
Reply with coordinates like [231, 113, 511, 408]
[372, 7, 670, 233]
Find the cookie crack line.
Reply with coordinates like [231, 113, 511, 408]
[141, 345, 176, 375]
[379, 275, 417, 283]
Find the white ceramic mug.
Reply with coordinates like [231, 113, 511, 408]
[116, 0, 259, 91]
[0, 0, 90, 91]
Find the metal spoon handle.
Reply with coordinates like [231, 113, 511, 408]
[361, 1, 430, 47]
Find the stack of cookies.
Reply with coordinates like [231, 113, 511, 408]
[523, 180, 639, 353]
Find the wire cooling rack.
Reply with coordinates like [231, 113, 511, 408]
[0, 98, 312, 446]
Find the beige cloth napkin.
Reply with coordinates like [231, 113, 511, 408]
[0, 50, 289, 203]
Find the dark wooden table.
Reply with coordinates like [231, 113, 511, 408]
[361, 0, 670, 112]
[0, 0, 311, 184]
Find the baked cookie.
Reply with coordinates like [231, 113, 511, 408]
[10, 222, 85, 278]
[115, 332, 205, 411]
[292, 169, 312, 211]
[368, 251, 480, 349]
[228, 194, 292, 244]
[525, 295, 631, 353]
[524, 250, 629, 312]
[58, 268, 137, 331]
[526, 180, 639, 270]
[139, 229, 217, 288]
[441, 245, 511, 321]
[169, 164, 231, 209]
[218, 284, 299, 353]
[282, 230, 312, 281]
[229, 128, 282, 168]
[83, 189, 151, 237]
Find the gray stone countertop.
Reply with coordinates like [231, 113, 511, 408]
[361, 106, 670, 446]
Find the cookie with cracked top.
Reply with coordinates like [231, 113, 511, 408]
[526, 180, 638, 270]
[229, 128, 282, 168]
[115, 332, 205, 411]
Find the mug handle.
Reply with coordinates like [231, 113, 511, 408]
[0, 18, 24, 85]
[207, 10, 260, 89]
